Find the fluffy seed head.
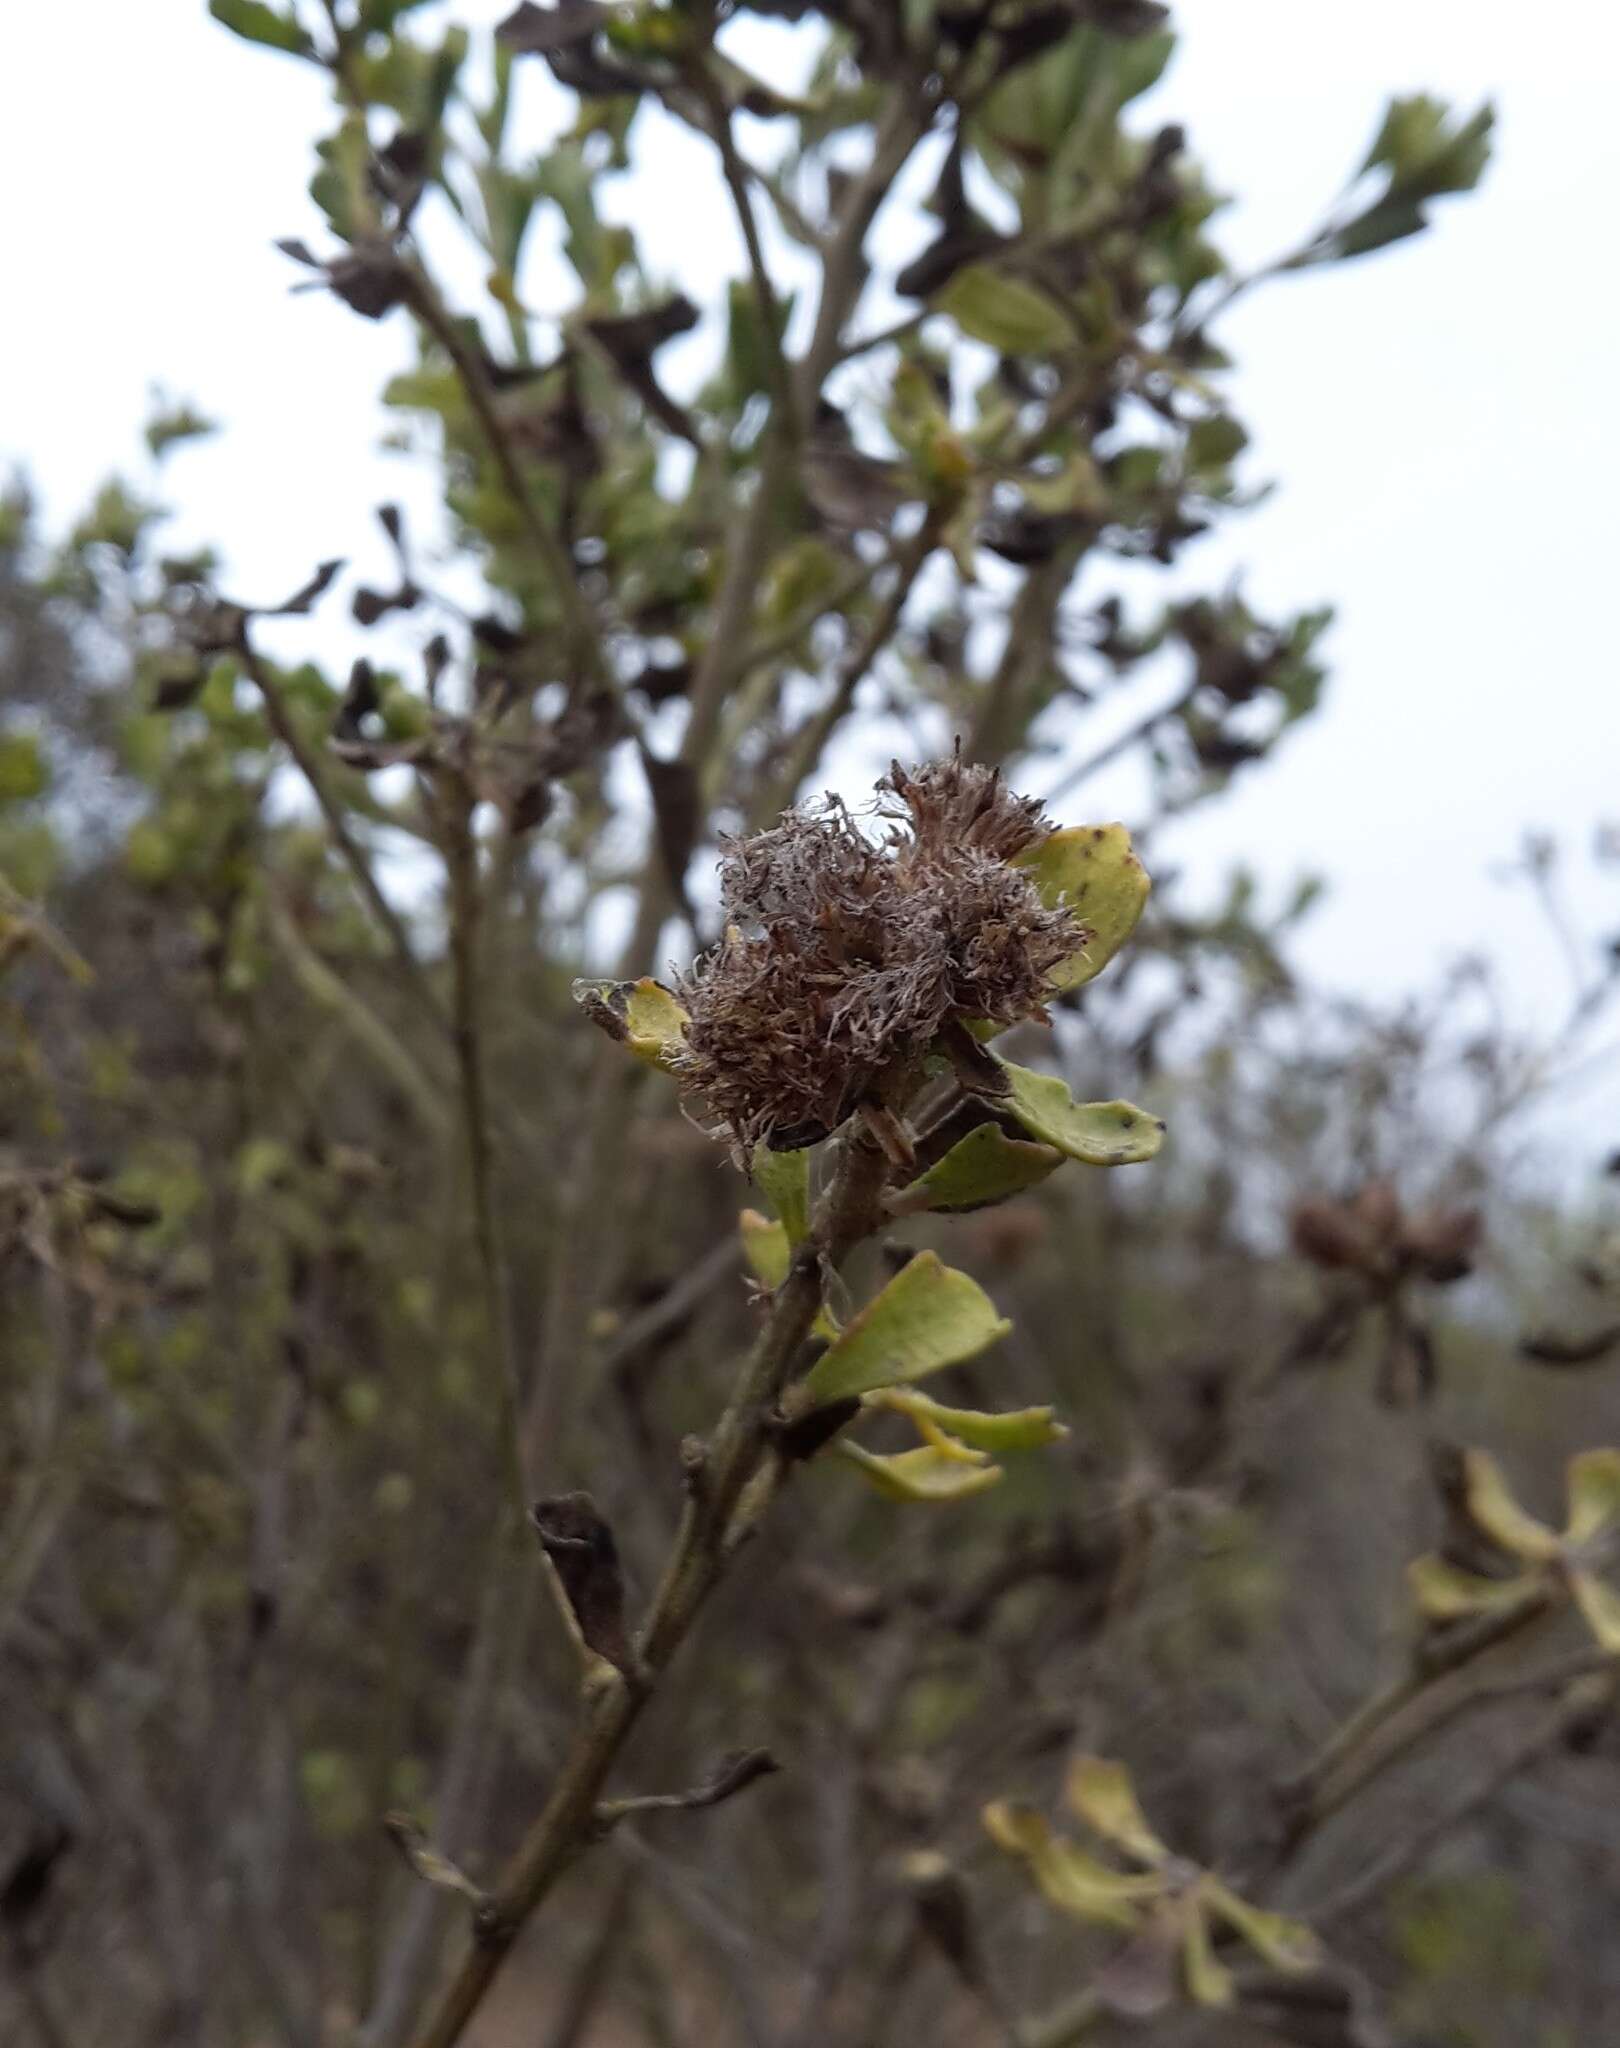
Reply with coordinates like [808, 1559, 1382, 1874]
[674, 757, 1082, 1152]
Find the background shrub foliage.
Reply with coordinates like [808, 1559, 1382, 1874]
[3, 5, 1619, 2047]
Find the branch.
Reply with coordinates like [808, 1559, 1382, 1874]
[404, 1128, 893, 2048]
[440, 788, 526, 1512]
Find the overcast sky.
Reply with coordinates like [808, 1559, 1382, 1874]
[4, 2, 1616, 1131]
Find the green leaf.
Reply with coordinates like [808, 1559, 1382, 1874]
[144, 400, 218, 462]
[1064, 1758, 1167, 1866]
[208, 0, 314, 57]
[934, 264, 1073, 356]
[1564, 1448, 1620, 1547]
[1186, 414, 1248, 472]
[0, 732, 48, 803]
[996, 1061, 1165, 1167]
[753, 1145, 810, 1244]
[838, 1440, 1003, 1503]
[726, 278, 794, 401]
[571, 977, 690, 1072]
[1202, 1880, 1321, 1973]
[802, 1251, 1010, 1407]
[898, 1123, 1062, 1213]
[862, 1387, 1067, 1453]
[1406, 1553, 1536, 1622]
[1461, 1449, 1561, 1562]
[1011, 822, 1150, 992]
[739, 1210, 790, 1292]
[1359, 95, 1494, 199]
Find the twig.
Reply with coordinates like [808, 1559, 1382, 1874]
[1277, 1587, 1553, 1837]
[539, 1867, 638, 2048]
[737, 552, 881, 684]
[834, 308, 929, 366]
[758, 513, 943, 825]
[796, 90, 933, 409]
[264, 897, 451, 1141]
[1039, 681, 1199, 811]
[1015, 1987, 1102, 2048]
[403, 271, 616, 713]
[966, 545, 1084, 766]
[697, 79, 794, 426]
[239, 637, 443, 1027]
[594, 1748, 779, 1831]
[1305, 1671, 1618, 1926]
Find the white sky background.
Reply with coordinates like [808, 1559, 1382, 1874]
[2, 2, 1616, 1140]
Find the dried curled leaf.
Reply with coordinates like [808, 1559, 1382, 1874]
[531, 1493, 637, 1681]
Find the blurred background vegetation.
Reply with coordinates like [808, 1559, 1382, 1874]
[2, 5, 1618, 2046]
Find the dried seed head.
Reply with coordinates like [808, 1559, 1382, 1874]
[878, 751, 1051, 867]
[674, 758, 1082, 1153]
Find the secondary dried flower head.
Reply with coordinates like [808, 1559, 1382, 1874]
[675, 757, 1082, 1152]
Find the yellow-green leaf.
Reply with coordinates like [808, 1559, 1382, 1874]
[1182, 1896, 1234, 2007]
[572, 977, 690, 1072]
[1569, 1569, 1620, 1654]
[983, 1804, 1161, 1930]
[1202, 1880, 1321, 1973]
[739, 1209, 790, 1291]
[898, 1123, 1062, 1212]
[1064, 1757, 1168, 1867]
[997, 1062, 1165, 1167]
[802, 1251, 1010, 1407]
[1406, 1552, 1536, 1622]
[753, 1144, 811, 1243]
[863, 1387, 1067, 1453]
[1461, 1448, 1561, 1562]
[838, 1441, 1003, 1503]
[935, 264, 1073, 356]
[1012, 823, 1150, 992]
[1564, 1448, 1620, 1547]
